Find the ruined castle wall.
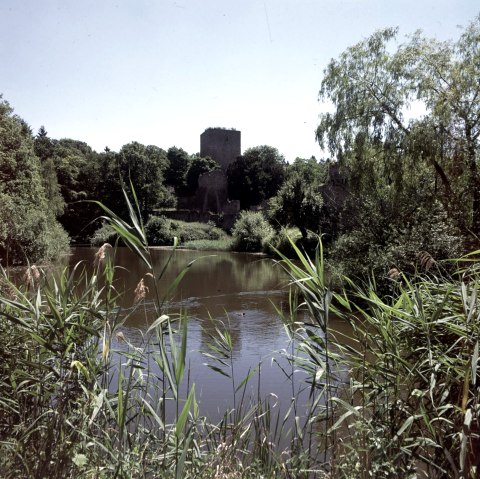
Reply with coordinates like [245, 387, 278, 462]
[200, 128, 241, 171]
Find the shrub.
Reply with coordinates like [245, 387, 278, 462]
[264, 226, 302, 257]
[145, 217, 227, 247]
[90, 223, 118, 246]
[231, 211, 274, 252]
[181, 238, 233, 251]
[145, 215, 173, 246]
[328, 201, 465, 291]
[170, 220, 225, 242]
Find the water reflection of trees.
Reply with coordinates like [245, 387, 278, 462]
[65, 247, 290, 359]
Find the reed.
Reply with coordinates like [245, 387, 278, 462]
[276, 238, 480, 478]
[0, 183, 317, 477]
[1, 183, 477, 477]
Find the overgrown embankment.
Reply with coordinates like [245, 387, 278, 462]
[1, 185, 479, 478]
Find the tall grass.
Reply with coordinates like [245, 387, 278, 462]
[2, 183, 477, 478]
[0, 185, 324, 478]
[276, 238, 480, 478]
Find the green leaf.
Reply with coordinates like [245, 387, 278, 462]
[147, 314, 170, 333]
[472, 341, 478, 386]
[176, 386, 195, 438]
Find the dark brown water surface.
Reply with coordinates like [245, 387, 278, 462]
[68, 247, 348, 422]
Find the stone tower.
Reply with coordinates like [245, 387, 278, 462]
[200, 128, 241, 171]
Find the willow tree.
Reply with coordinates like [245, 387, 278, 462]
[317, 15, 480, 234]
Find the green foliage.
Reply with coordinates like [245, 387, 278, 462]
[316, 16, 480, 235]
[227, 145, 286, 209]
[264, 226, 303, 257]
[184, 155, 219, 195]
[34, 127, 65, 217]
[89, 222, 118, 246]
[231, 211, 274, 252]
[38, 136, 104, 242]
[0, 98, 69, 264]
[313, 18, 480, 281]
[116, 142, 176, 219]
[328, 199, 464, 292]
[289, 156, 328, 184]
[268, 171, 324, 238]
[145, 216, 227, 246]
[278, 238, 480, 478]
[0, 262, 107, 477]
[180, 238, 233, 251]
[145, 214, 174, 246]
[171, 220, 226, 242]
[331, 270, 480, 477]
[7, 179, 479, 478]
[165, 146, 191, 195]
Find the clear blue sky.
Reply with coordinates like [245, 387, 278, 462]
[1, 0, 478, 161]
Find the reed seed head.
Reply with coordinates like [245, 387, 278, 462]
[24, 264, 41, 288]
[417, 250, 435, 271]
[94, 243, 112, 266]
[102, 322, 111, 361]
[387, 267, 401, 281]
[134, 277, 149, 304]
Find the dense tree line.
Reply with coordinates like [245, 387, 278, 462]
[1, 14, 478, 278]
[0, 101, 69, 264]
[234, 16, 479, 284]
[0, 92, 292, 266]
[0, 98, 223, 264]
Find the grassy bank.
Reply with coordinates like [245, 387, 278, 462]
[180, 237, 233, 251]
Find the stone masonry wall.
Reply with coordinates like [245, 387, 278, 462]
[200, 128, 241, 171]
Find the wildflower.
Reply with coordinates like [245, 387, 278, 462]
[134, 277, 149, 304]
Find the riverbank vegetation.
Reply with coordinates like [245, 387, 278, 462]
[1, 188, 478, 477]
[2, 16, 479, 282]
[1, 17, 479, 475]
[93, 217, 230, 251]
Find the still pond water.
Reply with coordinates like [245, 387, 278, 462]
[70, 247, 324, 420]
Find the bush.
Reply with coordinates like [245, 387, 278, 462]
[264, 227, 302, 257]
[328, 201, 465, 291]
[231, 211, 274, 252]
[145, 217, 228, 247]
[170, 220, 225, 242]
[181, 238, 233, 251]
[145, 215, 173, 246]
[90, 223, 118, 246]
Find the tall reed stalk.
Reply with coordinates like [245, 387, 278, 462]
[275, 237, 480, 478]
[3, 183, 476, 478]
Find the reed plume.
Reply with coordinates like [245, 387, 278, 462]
[24, 264, 41, 288]
[94, 242, 112, 266]
[134, 277, 149, 304]
[417, 250, 435, 271]
[387, 267, 401, 280]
